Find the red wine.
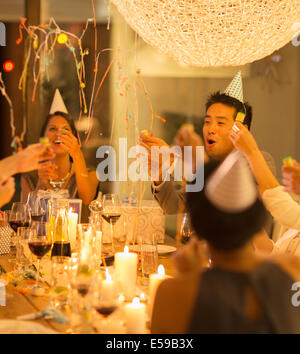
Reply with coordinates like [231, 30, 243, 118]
[51, 241, 71, 257]
[101, 214, 121, 225]
[31, 214, 44, 222]
[77, 284, 89, 297]
[95, 305, 117, 317]
[9, 220, 30, 233]
[28, 241, 52, 258]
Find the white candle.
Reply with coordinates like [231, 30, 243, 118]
[101, 268, 114, 301]
[114, 246, 137, 300]
[125, 297, 146, 334]
[68, 209, 78, 249]
[149, 264, 167, 320]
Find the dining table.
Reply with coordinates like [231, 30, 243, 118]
[0, 235, 179, 334]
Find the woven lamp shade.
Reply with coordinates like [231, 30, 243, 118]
[111, 0, 300, 67]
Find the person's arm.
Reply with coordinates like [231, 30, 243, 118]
[0, 177, 15, 208]
[73, 154, 99, 205]
[151, 274, 199, 334]
[152, 181, 186, 214]
[252, 229, 274, 254]
[229, 122, 279, 194]
[262, 185, 300, 230]
[0, 143, 54, 179]
[59, 130, 99, 205]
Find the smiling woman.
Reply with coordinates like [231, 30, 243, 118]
[21, 111, 99, 222]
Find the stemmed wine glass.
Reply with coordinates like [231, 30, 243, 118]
[101, 194, 122, 254]
[28, 221, 53, 289]
[179, 213, 193, 244]
[92, 270, 119, 333]
[27, 192, 47, 222]
[8, 202, 31, 263]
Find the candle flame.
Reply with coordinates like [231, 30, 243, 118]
[105, 268, 112, 282]
[132, 297, 140, 306]
[124, 246, 129, 254]
[158, 264, 165, 276]
[68, 207, 73, 215]
[81, 247, 87, 261]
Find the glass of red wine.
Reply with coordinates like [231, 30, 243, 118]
[26, 192, 46, 222]
[101, 194, 122, 254]
[28, 221, 53, 288]
[8, 202, 31, 263]
[92, 269, 119, 333]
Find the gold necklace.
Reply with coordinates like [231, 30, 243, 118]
[49, 163, 72, 190]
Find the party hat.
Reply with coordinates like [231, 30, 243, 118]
[205, 150, 257, 213]
[223, 71, 244, 103]
[49, 89, 68, 114]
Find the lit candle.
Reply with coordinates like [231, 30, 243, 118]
[125, 297, 146, 334]
[101, 268, 114, 301]
[114, 246, 138, 300]
[68, 208, 78, 249]
[80, 246, 88, 263]
[149, 264, 167, 319]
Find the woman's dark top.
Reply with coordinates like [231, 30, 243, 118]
[188, 261, 300, 334]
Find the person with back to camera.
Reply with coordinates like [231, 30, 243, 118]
[151, 152, 300, 334]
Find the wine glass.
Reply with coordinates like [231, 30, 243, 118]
[8, 202, 31, 263]
[101, 194, 122, 254]
[179, 213, 192, 244]
[69, 252, 94, 314]
[27, 192, 47, 222]
[92, 269, 119, 333]
[28, 221, 53, 289]
[9, 202, 31, 233]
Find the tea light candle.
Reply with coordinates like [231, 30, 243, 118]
[125, 297, 146, 334]
[101, 268, 114, 301]
[149, 264, 167, 319]
[68, 209, 78, 249]
[114, 246, 137, 300]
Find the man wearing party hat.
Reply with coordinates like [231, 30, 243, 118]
[141, 71, 275, 216]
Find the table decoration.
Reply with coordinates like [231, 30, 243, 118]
[124, 297, 146, 334]
[112, 0, 300, 66]
[114, 246, 138, 300]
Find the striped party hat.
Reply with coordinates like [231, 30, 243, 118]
[205, 150, 257, 213]
[223, 71, 244, 103]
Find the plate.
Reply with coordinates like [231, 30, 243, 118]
[129, 244, 177, 255]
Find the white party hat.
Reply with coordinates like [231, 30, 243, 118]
[223, 71, 244, 103]
[205, 150, 257, 213]
[49, 89, 68, 114]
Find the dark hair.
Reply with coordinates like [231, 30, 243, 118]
[40, 111, 77, 138]
[186, 161, 267, 251]
[205, 91, 253, 130]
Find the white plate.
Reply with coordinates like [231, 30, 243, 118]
[129, 244, 177, 255]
